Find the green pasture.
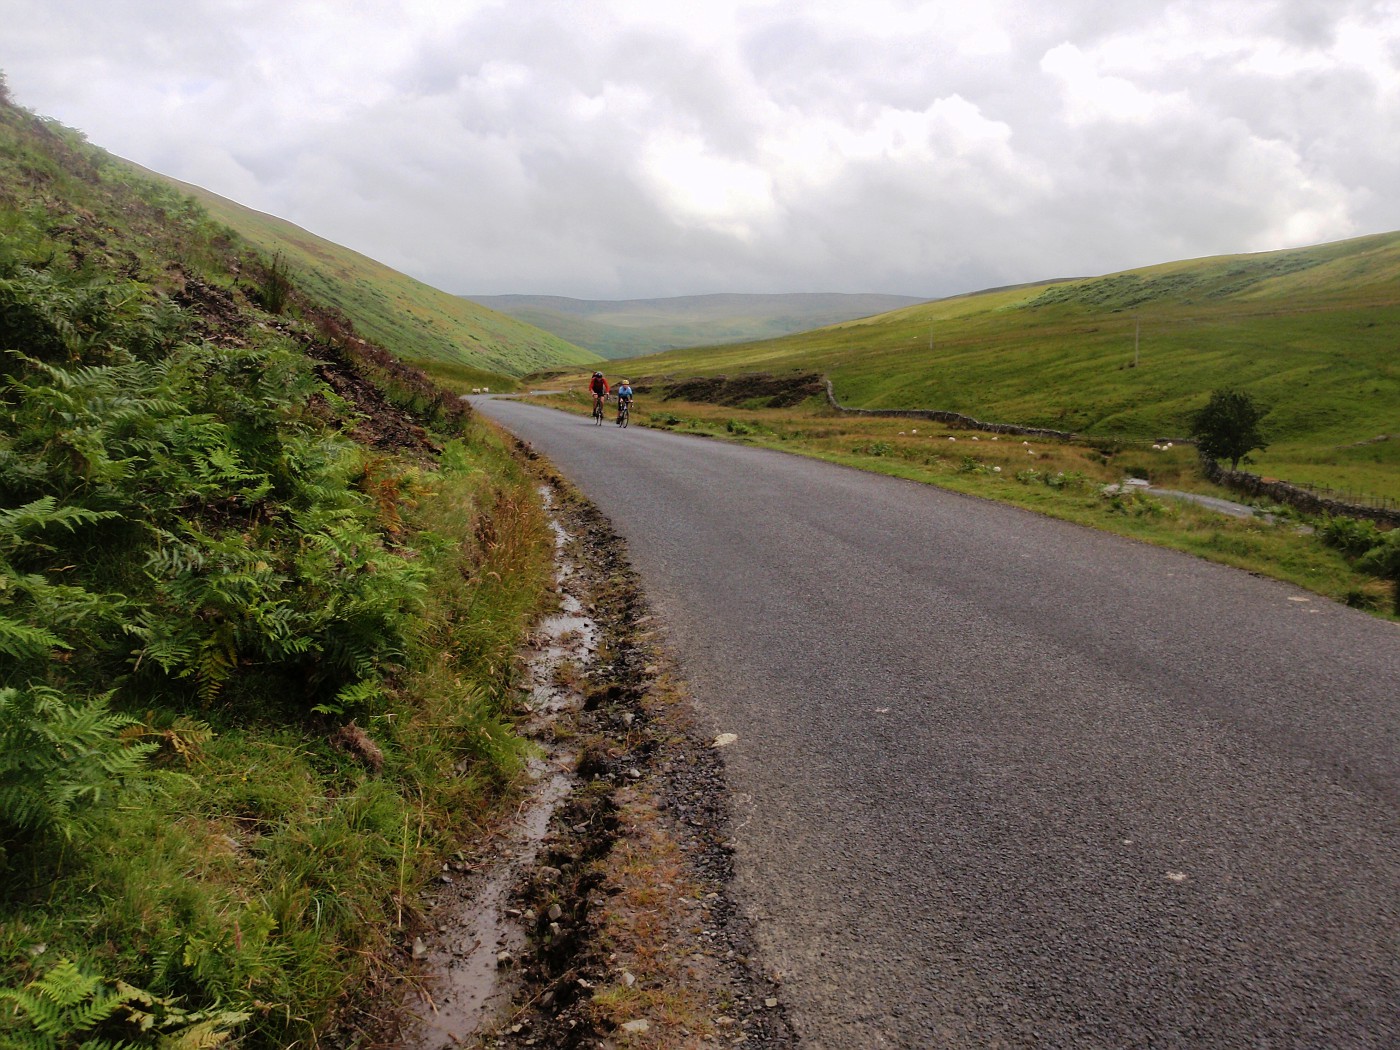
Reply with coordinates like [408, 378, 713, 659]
[618, 232, 1400, 502]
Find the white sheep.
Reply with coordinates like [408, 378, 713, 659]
[481, 386, 490, 393]
[471, 387, 482, 394]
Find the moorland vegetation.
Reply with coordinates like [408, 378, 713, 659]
[147, 172, 599, 382]
[0, 77, 563, 1047]
[617, 234, 1400, 500]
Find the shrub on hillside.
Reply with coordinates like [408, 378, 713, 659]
[1191, 388, 1268, 469]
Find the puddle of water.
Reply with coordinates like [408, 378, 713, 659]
[394, 488, 596, 1048]
[399, 768, 572, 1048]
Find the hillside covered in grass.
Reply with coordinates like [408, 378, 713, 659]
[151, 171, 599, 381]
[0, 80, 558, 1047]
[620, 234, 1400, 498]
[469, 291, 928, 358]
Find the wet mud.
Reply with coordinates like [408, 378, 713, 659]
[388, 485, 600, 1048]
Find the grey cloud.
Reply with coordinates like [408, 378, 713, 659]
[2, 0, 1398, 300]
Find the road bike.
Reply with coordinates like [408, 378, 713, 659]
[616, 398, 631, 428]
[592, 394, 605, 425]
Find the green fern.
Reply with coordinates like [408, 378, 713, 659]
[0, 960, 248, 1049]
[0, 614, 68, 660]
[0, 497, 119, 552]
[0, 686, 157, 840]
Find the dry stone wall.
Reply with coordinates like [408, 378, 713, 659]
[1199, 457, 1400, 526]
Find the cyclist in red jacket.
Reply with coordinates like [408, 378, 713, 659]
[588, 371, 610, 417]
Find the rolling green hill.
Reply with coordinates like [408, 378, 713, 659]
[619, 234, 1400, 497]
[144, 170, 599, 379]
[467, 291, 928, 358]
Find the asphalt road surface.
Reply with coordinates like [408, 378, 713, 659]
[475, 397, 1399, 1049]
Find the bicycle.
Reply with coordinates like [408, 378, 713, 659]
[616, 398, 631, 428]
[592, 394, 605, 426]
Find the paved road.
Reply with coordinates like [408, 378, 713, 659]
[474, 398, 1400, 1049]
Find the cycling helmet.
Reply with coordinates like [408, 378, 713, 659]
[621, 379, 629, 385]
[593, 371, 603, 377]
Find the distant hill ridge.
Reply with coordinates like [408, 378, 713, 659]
[466, 291, 929, 359]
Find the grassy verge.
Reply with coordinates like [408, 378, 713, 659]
[0, 418, 556, 1048]
[535, 387, 1395, 617]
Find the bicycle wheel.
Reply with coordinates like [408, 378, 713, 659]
[620, 404, 630, 428]
[593, 399, 603, 425]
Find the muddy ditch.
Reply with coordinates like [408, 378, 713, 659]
[372, 466, 797, 1049]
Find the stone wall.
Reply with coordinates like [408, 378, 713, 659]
[1199, 457, 1400, 526]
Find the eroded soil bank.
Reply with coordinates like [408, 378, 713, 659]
[367, 455, 797, 1049]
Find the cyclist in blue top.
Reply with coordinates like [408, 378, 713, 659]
[615, 379, 634, 425]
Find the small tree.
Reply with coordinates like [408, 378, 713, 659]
[1191, 388, 1268, 469]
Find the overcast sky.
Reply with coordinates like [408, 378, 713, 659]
[3, 1, 1398, 299]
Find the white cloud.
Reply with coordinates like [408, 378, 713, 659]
[1, 0, 1398, 298]
[642, 133, 774, 235]
[1040, 43, 1192, 125]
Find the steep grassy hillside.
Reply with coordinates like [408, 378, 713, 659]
[469, 291, 927, 358]
[148, 171, 599, 379]
[0, 82, 557, 1047]
[620, 234, 1400, 497]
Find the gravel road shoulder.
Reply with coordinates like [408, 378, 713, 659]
[484, 463, 797, 1049]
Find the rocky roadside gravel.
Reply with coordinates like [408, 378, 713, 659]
[482, 474, 798, 1049]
